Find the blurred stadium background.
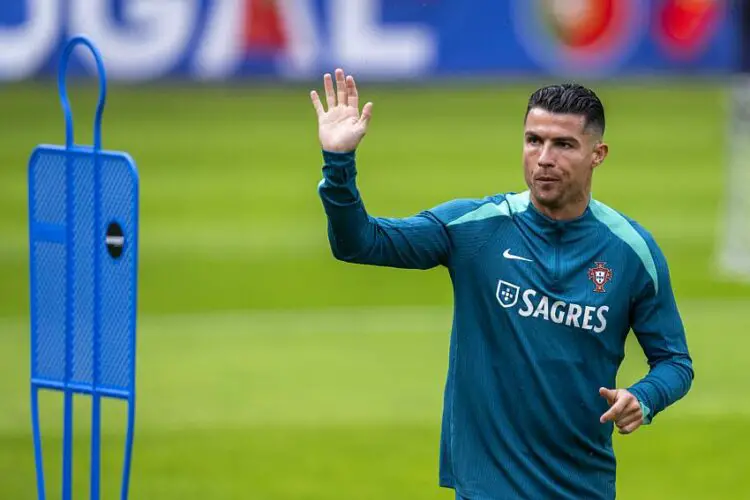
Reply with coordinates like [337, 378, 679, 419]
[2, 1, 750, 498]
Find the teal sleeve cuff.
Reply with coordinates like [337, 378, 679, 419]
[627, 384, 654, 425]
[626, 384, 653, 425]
[319, 150, 358, 190]
[639, 400, 652, 425]
[322, 150, 356, 167]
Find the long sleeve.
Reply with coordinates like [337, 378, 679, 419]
[317, 150, 452, 269]
[627, 233, 694, 423]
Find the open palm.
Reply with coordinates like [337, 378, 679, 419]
[311, 68, 373, 153]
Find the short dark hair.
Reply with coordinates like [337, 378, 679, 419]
[525, 83, 605, 136]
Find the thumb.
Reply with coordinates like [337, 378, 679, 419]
[358, 102, 373, 128]
[599, 387, 617, 405]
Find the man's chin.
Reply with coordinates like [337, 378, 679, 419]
[531, 189, 563, 209]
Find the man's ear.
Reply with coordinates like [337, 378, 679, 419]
[593, 142, 609, 168]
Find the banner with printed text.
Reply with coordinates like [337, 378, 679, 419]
[0, 0, 737, 82]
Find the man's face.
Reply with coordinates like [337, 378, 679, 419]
[523, 107, 607, 212]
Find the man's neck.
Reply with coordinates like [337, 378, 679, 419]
[530, 194, 590, 221]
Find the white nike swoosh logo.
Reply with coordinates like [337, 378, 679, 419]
[503, 249, 533, 262]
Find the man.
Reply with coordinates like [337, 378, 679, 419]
[311, 69, 694, 499]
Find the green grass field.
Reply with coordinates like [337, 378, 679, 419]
[1, 80, 749, 499]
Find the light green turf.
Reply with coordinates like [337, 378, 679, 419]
[1, 81, 748, 499]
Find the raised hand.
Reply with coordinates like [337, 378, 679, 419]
[310, 68, 373, 153]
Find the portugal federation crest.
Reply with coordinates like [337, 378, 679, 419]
[588, 262, 613, 293]
[496, 280, 520, 308]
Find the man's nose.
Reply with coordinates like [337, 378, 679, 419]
[538, 144, 555, 167]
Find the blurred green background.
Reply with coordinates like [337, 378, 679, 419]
[1, 81, 749, 499]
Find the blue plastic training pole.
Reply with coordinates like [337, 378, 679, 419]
[28, 34, 139, 500]
[58, 35, 106, 500]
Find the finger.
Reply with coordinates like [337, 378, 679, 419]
[615, 411, 642, 429]
[599, 387, 617, 405]
[347, 75, 359, 111]
[335, 68, 347, 107]
[310, 90, 324, 117]
[358, 102, 373, 128]
[324, 73, 335, 109]
[615, 400, 643, 427]
[600, 397, 629, 424]
[618, 420, 642, 435]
